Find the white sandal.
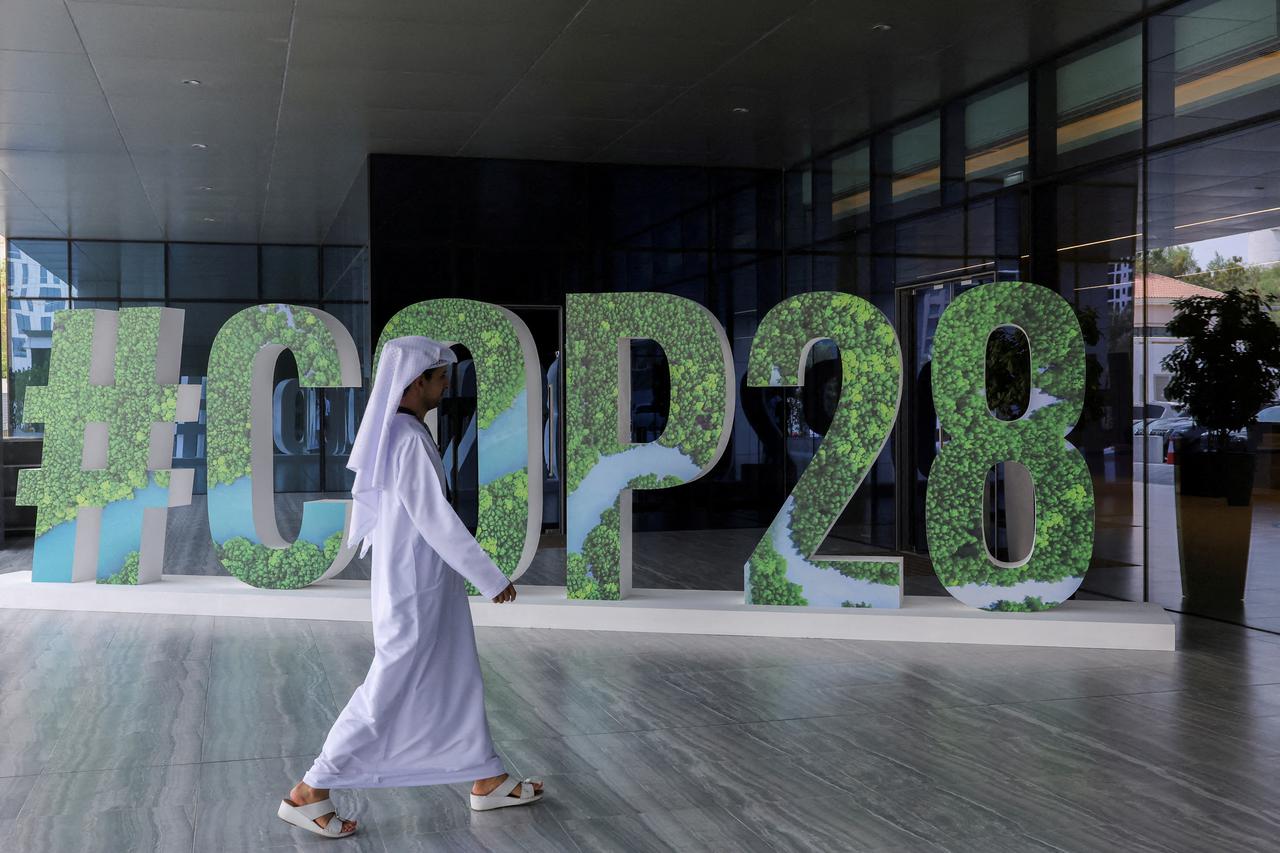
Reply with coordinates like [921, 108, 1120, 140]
[469, 775, 544, 811]
[277, 797, 357, 838]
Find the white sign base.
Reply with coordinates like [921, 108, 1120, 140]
[0, 572, 1174, 650]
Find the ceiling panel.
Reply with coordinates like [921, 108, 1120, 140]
[489, 78, 685, 123]
[0, 121, 123, 154]
[287, 15, 557, 77]
[530, 30, 740, 88]
[0, 2, 84, 53]
[0, 50, 102, 95]
[295, 0, 584, 28]
[91, 55, 285, 101]
[282, 66, 510, 114]
[568, 0, 813, 42]
[463, 113, 633, 156]
[0, 90, 119, 130]
[66, 2, 292, 65]
[0, 0, 1218, 244]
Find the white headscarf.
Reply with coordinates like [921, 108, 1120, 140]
[346, 335, 457, 555]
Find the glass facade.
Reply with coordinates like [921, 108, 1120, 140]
[2, 0, 1278, 624]
[3, 240, 370, 548]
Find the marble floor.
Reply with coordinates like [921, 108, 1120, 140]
[1, 607, 1279, 852]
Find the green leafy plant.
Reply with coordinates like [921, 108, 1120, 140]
[1162, 288, 1280, 450]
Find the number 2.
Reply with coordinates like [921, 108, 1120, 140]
[744, 292, 904, 608]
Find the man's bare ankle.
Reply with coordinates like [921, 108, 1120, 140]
[289, 782, 326, 804]
[471, 774, 507, 794]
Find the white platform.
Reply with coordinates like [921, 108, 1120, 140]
[0, 571, 1175, 650]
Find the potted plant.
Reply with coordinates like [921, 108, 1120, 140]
[1162, 288, 1280, 603]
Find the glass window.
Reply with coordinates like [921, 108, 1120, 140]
[321, 301, 370, 381]
[785, 168, 813, 248]
[322, 246, 368, 301]
[269, 352, 322, 495]
[261, 245, 320, 301]
[965, 78, 1029, 194]
[1049, 162, 1142, 601]
[8, 298, 67, 437]
[8, 240, 68, 300]
[72, 241, 163, 301]
[1149, 0, 1280, 142]
[1057, 29, 1143, 167]
[830, 144, 871, 230]
[894, 208, 969, 284]
[891, 115, 941, 214]
[168, 244, 257, 300]
[168, 301, 255, 493]
[6, 241, 68, 437]
[1142, 118, 1280, 630]
[320, 298, 370, 491]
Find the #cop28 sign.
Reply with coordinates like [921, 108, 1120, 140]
[17, 283, 1095, 612]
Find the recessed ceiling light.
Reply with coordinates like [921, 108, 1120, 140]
[182, 79, 202, 86]
[190, 142, 207, 149]
[202, 216, 217, 222]
[871, 22, 892, 32]
[731, 106, 750, 114]
[198, 185, 213, 191]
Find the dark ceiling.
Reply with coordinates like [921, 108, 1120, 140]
[0, 0, 1153, 244]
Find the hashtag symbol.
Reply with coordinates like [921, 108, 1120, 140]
[16, 307, 200, 584]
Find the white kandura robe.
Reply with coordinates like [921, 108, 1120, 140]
[304, 413, 511, 788]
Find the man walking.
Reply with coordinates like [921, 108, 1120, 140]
[278, 336, 543, 838]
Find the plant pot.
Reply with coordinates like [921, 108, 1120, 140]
[1174, 446, 1255, 604]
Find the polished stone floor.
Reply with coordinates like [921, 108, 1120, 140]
[1, 607, 1279, 852]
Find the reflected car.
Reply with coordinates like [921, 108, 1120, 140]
[1133, 401, 1186, 436]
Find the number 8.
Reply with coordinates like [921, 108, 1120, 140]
[926, 281, 1094, 611]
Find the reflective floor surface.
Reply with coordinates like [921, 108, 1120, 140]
[0, 606, 1279, 852]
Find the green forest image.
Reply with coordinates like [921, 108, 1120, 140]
[744, 292, 903, 608]
[924, 281, 1094, 610]
[379, 299, 536, 590]
[17, 308, 188, 583]
[564, 293, 730, 600]
[205, 304, 353, 589]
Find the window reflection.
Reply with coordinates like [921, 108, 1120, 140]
[1150, 0, 1280, 142]
[965, 78, 1028, 194]
[1144, 118, 1280, 627]
[1057, 29, 1143, 166]
[72, 242, 163, 301]
[891, 115, 941, 212]
[830, 144, 871, 229]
